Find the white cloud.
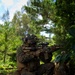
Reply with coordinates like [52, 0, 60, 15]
[2, 0, 14, 7]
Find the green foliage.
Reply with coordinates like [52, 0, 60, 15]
[0, 61, 16, 74]
[0, 11, 22, 74]
[23, 0, 55, 24]
[52, 0, 75, 65]
[0, 21, 21, 63]
[22, 0, 56, 42]
[68, 26, 75, 37]
[56, 0, 75, 27]
[12, 11, 31, 36]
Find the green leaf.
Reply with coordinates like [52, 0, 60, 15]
[68, 27, 75, 37]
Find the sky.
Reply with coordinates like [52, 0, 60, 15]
[0, 0, 28, 23]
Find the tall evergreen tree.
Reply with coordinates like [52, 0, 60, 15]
[0, 10, 21, 65]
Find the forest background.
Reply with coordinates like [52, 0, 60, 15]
[0, 0, 75, 74]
